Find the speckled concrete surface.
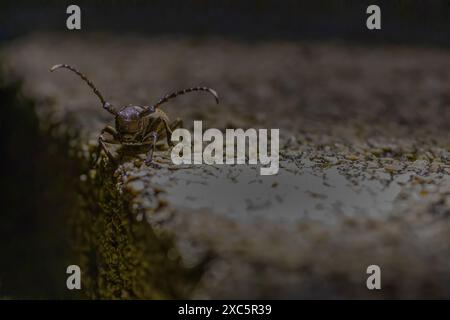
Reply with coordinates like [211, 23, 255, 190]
[2, 34, 450, 298]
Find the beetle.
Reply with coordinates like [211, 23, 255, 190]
[50, 64, 219, 167]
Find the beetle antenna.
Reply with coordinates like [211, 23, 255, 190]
[50, 64, 116, 115]
[144, 87, 219, 114]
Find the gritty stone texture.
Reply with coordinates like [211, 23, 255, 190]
[2, 34, 450, 298]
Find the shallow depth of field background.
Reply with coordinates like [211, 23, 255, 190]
[0, 0, 449, 298]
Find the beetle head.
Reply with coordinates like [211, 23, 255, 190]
[115, 105, 154, 142]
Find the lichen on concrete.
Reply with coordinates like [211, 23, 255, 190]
[75, 156, 203, 299]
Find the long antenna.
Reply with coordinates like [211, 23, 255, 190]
[141, 86, 219, 116]
[50, 64, 107, 107]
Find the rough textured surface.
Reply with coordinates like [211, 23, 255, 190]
[2, 34, 450, 298]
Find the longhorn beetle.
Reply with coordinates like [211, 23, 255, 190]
[50, 64, 219, 167]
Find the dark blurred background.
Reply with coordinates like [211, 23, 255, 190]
[0, 0, 450, 46]
[1, 0, 450, 299]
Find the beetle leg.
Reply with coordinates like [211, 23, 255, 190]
[155, 121, 166, 139]
[97, 135, 117, 163]
[142, 129, 157, 143]
[150, 117, 182, 147]
[149, 109, 176, 147]
[159, 117, 182, 147]
[94, 126, 120, 165]
[161, 118, 175, 146]
[161, 117, 183, 146]
[102, 125, 118, 138]
[145, 131, 161, 168]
